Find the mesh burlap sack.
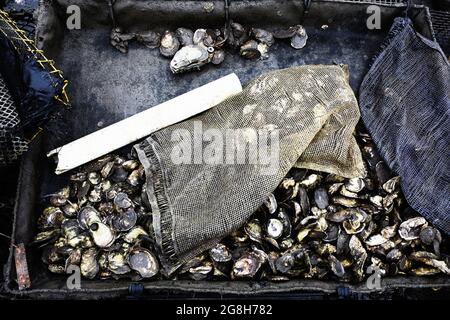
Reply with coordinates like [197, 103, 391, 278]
[135, 65, 366, 274]
[359, 17, 450, 235]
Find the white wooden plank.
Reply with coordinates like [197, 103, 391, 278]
[48, 73, 242, 174]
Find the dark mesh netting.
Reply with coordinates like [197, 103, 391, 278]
[359, 17, 450, 235]
[0, 9, 69, 166]
[135, 65, 366, 274]
[0, 72, 27, 165]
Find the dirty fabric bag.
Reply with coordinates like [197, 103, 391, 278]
[135, 65, 366, 274]
[359, 17, 450, 234]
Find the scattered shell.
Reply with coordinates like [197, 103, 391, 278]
[127, 169, 141, 187]
[244, 219, 263, 243]
[128, 248, 159, 278]
[232, 252, 264, 278]
[297, 228, 311, 243]
[111, 166, 128, 182]
[332, 196, 358, 208]
[78, 206, 101, 230]
[170, 44, 210, 73]
[314, 188, 329, 209]
[209, 243, 232, 263]
[62, 202, 78, 218]
[38, 126, 449, 283]
[365, 234, 388, 247]
[88, 172, 101, 185]
[38, 207, 64, 230]
[160, 30, 180, 57]
[257, 43, 269, 60]
[300, 174, 321, 189]
[399, 217, 428, 241]
[89, 222, 115, 248]
[211, 49, 225, 65]
[135, 30, 161, 49]
[263, 193, 278, 214]
[112, 208, 137, 232]
[189, 262, 213, 280]
[290, 26, 308, 49]
[123, 226, 148, 244]
[267, 219, 284, 239]
[382, 176, 400, 193]
[275, 253, 295, 274]
[108, 252, 131, 275]
[65, 248, 82, 271]
[230, 21, 246, 38]
[349, 236, 367, 281]
[329, 255, 345, 278]
[251, 28, 274, 46]
[345, 178, 365, 193]
[370, 195, 384, 208]
[193, 29, 208, 45]
[80, 248, 99, 279]
[175, 27, 194, 46]
[110, 27, 134, 54]
[240, 40, 261, 60]
[273, 26, 298, 39]
[381, 225, 397, 239]
[114, 192, 133, 209]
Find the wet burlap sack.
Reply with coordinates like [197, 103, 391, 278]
[359, 17, 450, 235]
[135, 65, 366, 274]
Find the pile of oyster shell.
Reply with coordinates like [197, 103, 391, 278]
[187, 131, 449, 281]
[35, 130, 449, 282]
[109, 21, 308, 74]
[34, 155, 160, 280]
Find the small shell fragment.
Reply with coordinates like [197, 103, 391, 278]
[160, 30, 180, 57]
[365, 234, 388, 247]
[209, 243, 232, 262]
[211, 49, 225, 65]
[135, 30, 161, 49]
[80, 248, 99, 279]
[175, 27, 194, 46]
[89, 222, 115, 248]
[314, 188, 329, 209]
[128, 248, 159, 278]
[345, 178, 365, 193]
[170, 44, 210, 74]
[290, 26, 308, 49]
[267, 219, 284, 239]
[232, 252, 263, 278]
[251, 28, 274, 46]
[398, 217, 428, 241]
[240, 40, 261, 60]
[263, 193, 278, 214]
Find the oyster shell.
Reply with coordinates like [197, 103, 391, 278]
[160, 30, 180, 57]
[128, 248, 159, 278]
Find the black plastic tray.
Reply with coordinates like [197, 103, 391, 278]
[4, 0, 449, 299]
